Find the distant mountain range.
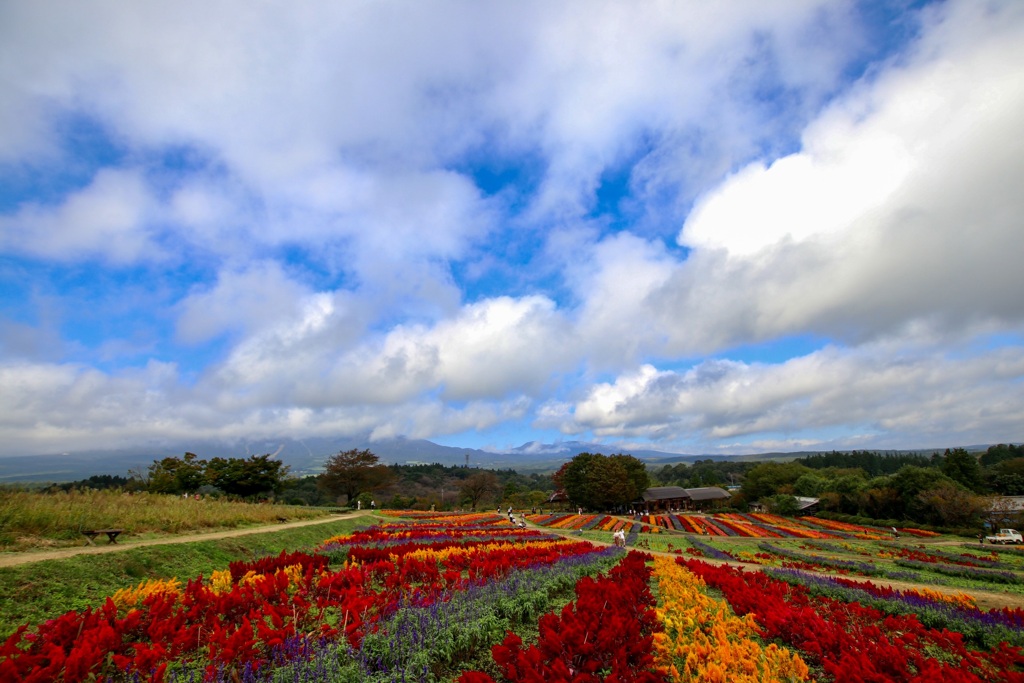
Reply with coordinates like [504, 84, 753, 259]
[0, 435, 965, 483]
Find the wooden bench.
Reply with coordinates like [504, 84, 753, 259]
[82, 529, 124, 545]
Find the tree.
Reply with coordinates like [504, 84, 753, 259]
[608, 454, 651, 500]
[147, 452, 208, 494]
[890, 465, 957, 520]
[941, 448, 983, 492]
[916, 484, 985, 528]
[554, 452, 648, 511]
[459, 471, 500, 509]
[980, 443, 1024, 468]
[763, 494, 799, 516]
[859, 483, 903, 520]
[793, 473, 828, 497]
[318, 449, 393, 504]
[739, 462, 811, 503]
[206, 454, 289, 498]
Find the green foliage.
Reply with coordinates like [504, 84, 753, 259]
[148, 452, 208, 494]
[796, 450, 934, 476]
[142, 452, 290, 499]
[655, 459, 750, 488]
[980, 443, 1024, 468]
[553, 452, 649, 510]
[318, 449, 395, 504]
[915, 483, 986, 528]
[793, 473, 828, 497]
[762, 494, 799, 516]
[940, 447, 983, 493]
[206, 454, 289, 498]
[41, 475, 133, 493]
[890, 465, 958, 517]
[984, 456, 1024, 494]
[609, 453, 651, 499]
[739, 461, 812, 502]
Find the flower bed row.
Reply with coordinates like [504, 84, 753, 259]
[457, 551, 663, 683]
[527, 514, 648, 535]
[764, 567, 1024, 651]
[637, 512, 910, 540]
[0, 515, 609, 682]
[652, 556, 809, 682]
[681, 558, 1024, 682]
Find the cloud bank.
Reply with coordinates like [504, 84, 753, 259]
[1, 0, 1023, 457]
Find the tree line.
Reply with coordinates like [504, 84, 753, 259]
[33, 443, 1024, 532]
[733, 445, 1024, 531]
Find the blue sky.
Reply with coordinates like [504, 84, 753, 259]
[2, 0, 1024, 458]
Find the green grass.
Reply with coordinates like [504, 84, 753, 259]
[0, 516, 370, 639]
[0, 489, 335, 550]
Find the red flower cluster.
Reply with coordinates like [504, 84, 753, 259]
[681, 558, 1024, 682]
[0, 524, 600, 682]
[458, 551, 665, 683]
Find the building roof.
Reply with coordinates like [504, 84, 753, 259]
[794, 496, 820, 510]
[639, 486, 732, 502]
[685, 487, 732, 501]
[641, 486, 690, 501]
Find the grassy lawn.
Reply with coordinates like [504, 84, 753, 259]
[0, 489, 336, 550]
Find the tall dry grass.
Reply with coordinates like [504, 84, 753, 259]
[0, 489, 332, 549]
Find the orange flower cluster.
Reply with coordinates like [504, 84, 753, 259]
[111, 578, 182, 609]
[651, 556, 809, 682]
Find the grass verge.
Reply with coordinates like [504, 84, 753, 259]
[0, 489, 335, 550]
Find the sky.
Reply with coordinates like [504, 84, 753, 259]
[1, 0, 1023, 458]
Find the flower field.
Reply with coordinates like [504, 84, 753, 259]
[1, 511, 1022, 682]
[610, 511, 920, 540]
[525, 512, 648, 534]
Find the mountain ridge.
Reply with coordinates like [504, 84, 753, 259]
[0, 436, 973, 483]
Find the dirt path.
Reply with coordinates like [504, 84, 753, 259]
[0, 511, 376, 569]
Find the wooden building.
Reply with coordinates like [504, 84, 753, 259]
[638, 485, 731, 512]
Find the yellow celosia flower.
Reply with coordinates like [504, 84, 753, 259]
[652, 556, 810, 683]
[112, 577, 182, 608]
[209, 569, 234, 594]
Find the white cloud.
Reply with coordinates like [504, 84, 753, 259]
[0, 168, 156, 263]
[542, 340, 1024, 451]
[3, 1, 1024, 458]
[651, 0, 1024, 351]
[175, 262, 314, 344]
[208, 293, 573, 410]
[566, 232, 677, 366]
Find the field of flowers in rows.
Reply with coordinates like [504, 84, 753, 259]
[681, 532, 1024, 596]
[527, 510, 937, 540]
[1, 511, 1023, 682]
[593, 511, 937, 540]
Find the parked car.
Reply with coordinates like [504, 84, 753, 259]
[985, 528, 1023, 544]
